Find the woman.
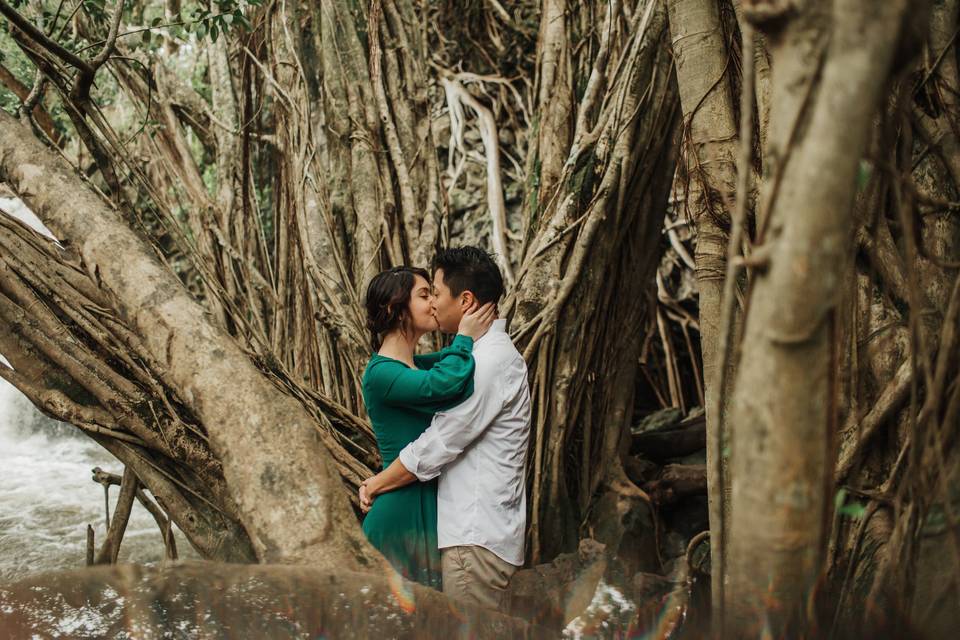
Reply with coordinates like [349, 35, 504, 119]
[361, 265, 494, 589]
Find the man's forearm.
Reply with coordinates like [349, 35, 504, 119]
[367, 458, 417, 497]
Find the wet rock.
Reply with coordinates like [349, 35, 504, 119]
[631, 407, 684, 435]
[632, 571, 674, 604]
[562, 578, 637, 638]
[665, 448, 707, 466]
[508, 538, 607, 630]
[0, 562, 544, 638]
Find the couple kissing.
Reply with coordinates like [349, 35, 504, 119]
[359, 246, 531, 612]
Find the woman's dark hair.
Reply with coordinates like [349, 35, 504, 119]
[364, 266, 431, 350]
[433, 246, 504, 305]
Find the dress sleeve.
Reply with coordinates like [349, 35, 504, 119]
[412, 350, 445, 369]
[377, 334, 476, 408]
[412, 339, 463, 369]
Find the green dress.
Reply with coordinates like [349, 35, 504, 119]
[361, 334, 476, 589]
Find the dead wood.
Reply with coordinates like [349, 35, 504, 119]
[630, 413, 706, 460]
[643, 464, 708, 506]
[94, 467, 138, 565]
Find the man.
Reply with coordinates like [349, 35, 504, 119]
[360, 246, 531, 611]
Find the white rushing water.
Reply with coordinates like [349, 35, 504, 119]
[0, 378, 179, 582]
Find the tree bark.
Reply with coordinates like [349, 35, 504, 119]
[0, 62, 59, 143]
[725, 0, 913, 633]
[665, 0, 741, 615]
[509, 0, 680, 563]
[94, 466, 138, 565]
[0, 108, 375, 571]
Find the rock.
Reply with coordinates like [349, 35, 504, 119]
[587, 475, 660, 581]
[631, 567, 708, 638]
[665, 448, 707, 466]
[624, 454, 659, 486]
[507, 538, 607, 629]
[632, 570, 675, 604]
[0, 562, 542, 638]
[661, 531, 689, 561]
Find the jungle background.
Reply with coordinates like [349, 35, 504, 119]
[0, 0, 958, 637]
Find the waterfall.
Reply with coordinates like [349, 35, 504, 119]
[0, 378, 175, 581]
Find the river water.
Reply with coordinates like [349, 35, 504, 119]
[0, 379, 181, 582]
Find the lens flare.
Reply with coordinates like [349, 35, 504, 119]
[386, 567, 417, 615]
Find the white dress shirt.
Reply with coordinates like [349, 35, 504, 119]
[398, 319, 531, 566]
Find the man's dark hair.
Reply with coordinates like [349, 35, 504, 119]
[433, 247, 505, 305]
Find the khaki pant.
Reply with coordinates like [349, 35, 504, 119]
[441, 545, 517, 611]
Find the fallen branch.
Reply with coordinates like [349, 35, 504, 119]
[643, 464, 707, 506]
[631, 413, 706, 460]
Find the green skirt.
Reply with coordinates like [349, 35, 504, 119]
[361, 478, 441, 590]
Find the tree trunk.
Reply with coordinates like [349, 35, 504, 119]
[0, 108, 374, 570]
[665, 0, 742, 615]
[508, 0, 680, 564]
[724, 0, 912, 633]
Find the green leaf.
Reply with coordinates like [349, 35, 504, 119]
[835, 489, 867, 519]
[235, 9, 252, 30]
[151, 17, 163, 27]
[210, 24, 219, 42]
[141, 30, 151, 44]
[838, 502, 867, 519]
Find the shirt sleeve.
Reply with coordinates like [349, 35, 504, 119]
[398, 350, 504, 481]
[379, 334, 475, 407]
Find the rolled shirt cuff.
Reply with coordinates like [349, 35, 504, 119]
[398, 445, 440, 482]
